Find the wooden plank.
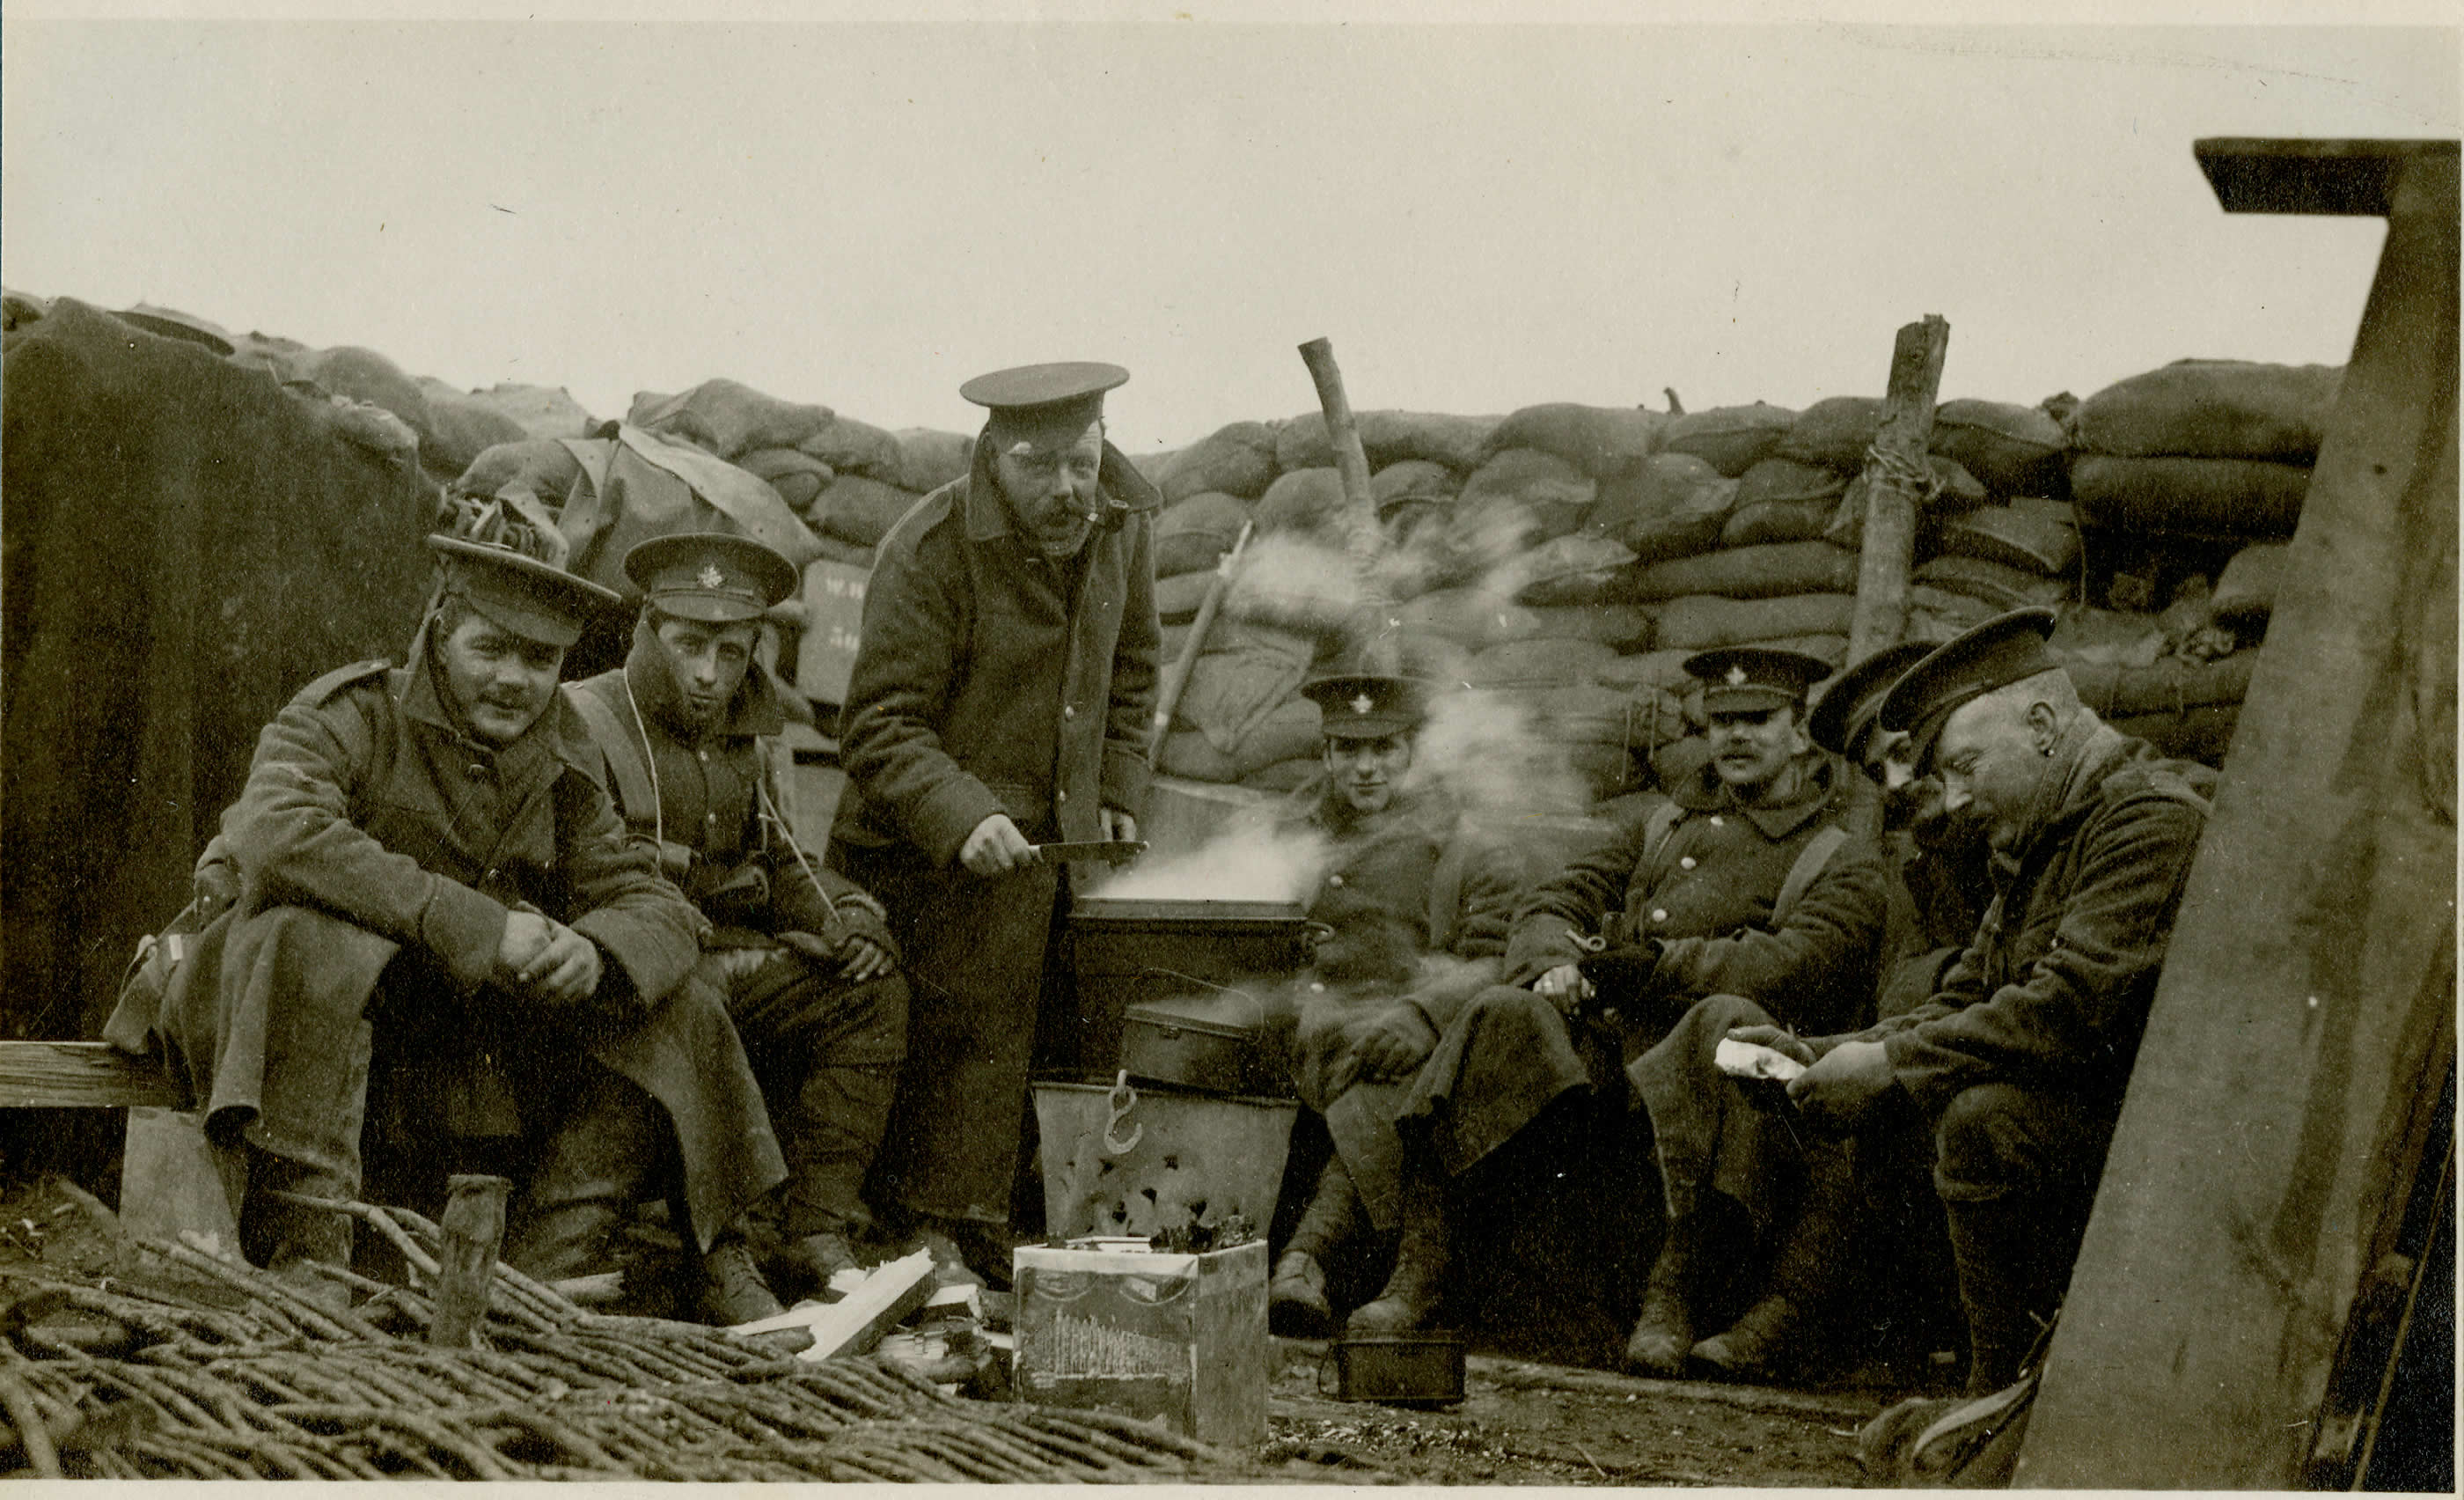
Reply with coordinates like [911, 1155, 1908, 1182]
[0, 1041, 181, 1109]
[2020, 141, 2459, 1489]
[725, 1246, 937, 1360]
[1844, 314, 1949, 665]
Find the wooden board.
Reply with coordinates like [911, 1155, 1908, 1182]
[0, 1041, 182, 1109]
[2019, 138, 2460, 1489]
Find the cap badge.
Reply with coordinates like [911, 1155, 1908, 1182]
[1352, 694, 1375, 717]
[696, 564, 725, 590]
[1725, 665, 1749, 687]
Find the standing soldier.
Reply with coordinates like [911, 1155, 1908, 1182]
[1361, 647, 1889, 1352]
[829, 363, 1162, 1283]
[561, 533, 907, 1322]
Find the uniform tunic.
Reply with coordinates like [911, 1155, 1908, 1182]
[103, 646, 783, 1246]
[1400, 758, 1888, 1180]
[828, 437, 1161, 1226]
[568, 658, 907, 1239]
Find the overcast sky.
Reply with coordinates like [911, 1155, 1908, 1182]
[4, 16, 2453, 452]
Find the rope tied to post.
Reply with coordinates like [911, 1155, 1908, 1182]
[1860, 442, 1945, 506]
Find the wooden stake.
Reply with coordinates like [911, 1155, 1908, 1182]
[1149, 520, 1253, 754]
[1846, 315, 1950, 664]
[1297, 338, 1397, 673]
[428, 1173, 511, 1349]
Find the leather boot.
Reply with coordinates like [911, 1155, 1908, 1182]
[503, 1069, 664, 1284]
[1692, 1292, 1803, 1380]
[774, 1217, 864, 1299]
[695, 1229, 788, 1327]
[246, 1152, 356, 1319]
[1346, 1164, 1448, 1334]
[1943, 1195, 2050, 1396]
[1625, 1215, 1707, 1376]
[1272, 1158, 1367, 1336]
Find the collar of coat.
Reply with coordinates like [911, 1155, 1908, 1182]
[959, 421, 1163, 547]
[1673, 753, 1841, 841]
[1991, 715, 2136, 876]
[398, 620, 603, 778]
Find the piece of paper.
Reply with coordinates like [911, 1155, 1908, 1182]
[1715, 1036, 1807, 1083]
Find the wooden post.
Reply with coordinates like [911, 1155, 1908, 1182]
[1297, 338, 1397, 673]
[428, 1173, 511, 1349]
[1845, 315, 1950, 664]
[1149, 521, 1253, 754]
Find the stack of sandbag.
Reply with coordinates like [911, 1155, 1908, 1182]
[2066, 360, 2342, 540]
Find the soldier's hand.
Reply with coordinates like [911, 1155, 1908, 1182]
[1726, 1025, 1818, 1068]
[524, 923, 604, 1007]
[1786, 1039, 1896, 1132]
[834, 935, 896, 983]
[1353, 1005, 1438, 1083]
[495, 911, 557, 988]
[959, 813, 1037, 877]
[1530, 963, 1594, 1017]
[1100, 806, 1138, 843]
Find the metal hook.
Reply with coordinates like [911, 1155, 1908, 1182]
[1104, 1070, 1144, 1154]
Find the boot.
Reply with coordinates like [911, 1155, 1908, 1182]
[1269, 1252, 1333, 1336]
[1346, 1165, 1449, 1334]
[696, 1232, 788, 1327]
[1624, 1215, 1708, 1377]
[1272, 1158, 1368, 1337]
[1691, 1292, 1802, 1380]
[1942, 1195, 2051, 1396]
[775, 1220, 864, 1298]
[503, 1069, 664, 1284]
[245, 1151, 356, 1317]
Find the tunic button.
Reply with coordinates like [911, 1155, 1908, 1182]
[1063, 705, 1076, 720]
[1679, 857, 1698, 871]
[698, 750, 708, 762]
[1309, 982, 1325, 994]
[1056, 790, 1068, 804]
[1651, 908, 1669, 923]
[1708, 815, 1724, 827]
[1328, 874, 1344, 888]
[467, 764, 487, 779]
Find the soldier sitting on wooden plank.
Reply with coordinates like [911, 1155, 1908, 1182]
[1351, 647, 1892, 1346]
[103, 530, 783, 1318]
[559, 533, 907, 1323]
[1752, 607, 2213, 1408]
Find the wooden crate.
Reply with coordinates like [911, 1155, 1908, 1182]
[1012, 1240, 1269, 1448]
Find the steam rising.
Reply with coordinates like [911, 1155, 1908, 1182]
[1086, 816, 1330, 904]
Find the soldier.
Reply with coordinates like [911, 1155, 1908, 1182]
[1356, 647, 1890, 1340]
[1765, 608, 2212, 1408]
[104, 533, 782, 1317]
[829, 362, 1161, 1283]
[561, 533, 907, 1321]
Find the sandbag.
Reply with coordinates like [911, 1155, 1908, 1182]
[2065, 650, 2257, 723]
[1658, 402, 1798, 476]
[1463, 637, 1621, 690]
[796, 412, 907, 482]
[561, 427, 826, 593]
[1156, 569, 1221, 624]
[2075, 360, 2343, 461]
[1720, 496, 1837, 548]
[1458, 448, 1597, 544]
[1626, 540, 1860, 602]
[451, 438, 588, 505]
[1937, 497, 2079, 577]
[627, 378, 835, 461]
[1173, 622, 1319, 754]
[1651, 733, 1717, 790]
[1654, 592, 1857, 651]
[1730, 632, 1851, 668]
[1391, 627, 1474, 685]
[468, 382, 597, 442]
[1274, 409, 1500, 473]
[1254, 467, 1353, 539]
[2104, 702, 2241, 768]
[1539, 682, 1691, 751]
[1159, 696, 1324, 783]
[1823, 458, 1988, 550]
[1914, 555, 2074, 610]
[1241, 756, 1324, 794]
[1372, 459, 1462, 509]
[295, 346, 432, 446]
[418, 383, 533, 478]
[2049, 606, 2167, 668]
[1501, 533, 1640, 607]
[2068, 454, 2311, 539]
[1528, 603, 1652, 651]
[1592, 648, 1696, 695]
[738, 446, 837, 513]
[1910, 586, 2000, 636]
[1590, 453, 1739, 562]
[1396, 589, 1648, 651]
[1485, 402, 1668, 479]
[1931, 399, 2068, 495]
[812, 473, 924, 549]
[1155, 490, 1251, 578]
[892, 428, 974, 494]
[811, 534, 876, 570]
[1156, 421, 1279, 503]
[1735, 456, 1849, 511]
[2210, 541, 2289, 628]
[1778, 396, 1883, 470]
[1222, 532, 1364, 636]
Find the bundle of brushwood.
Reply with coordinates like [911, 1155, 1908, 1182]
[0, 1204, 1228, 1482]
